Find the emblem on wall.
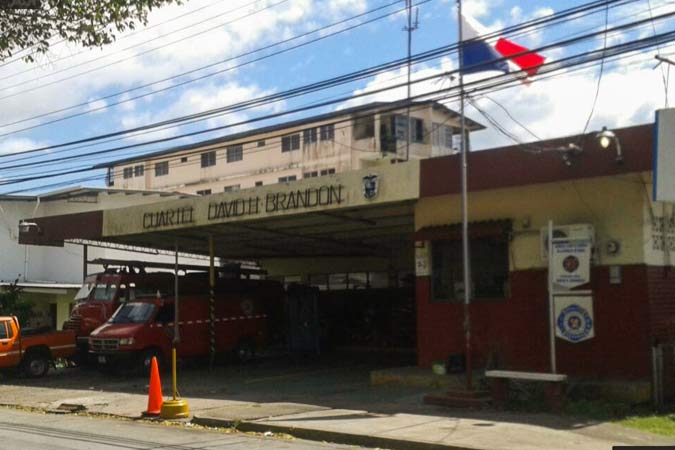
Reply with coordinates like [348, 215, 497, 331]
[554, 295, 594, 343]
[551, 240, 591, 289]
[362, 174, 379, 200]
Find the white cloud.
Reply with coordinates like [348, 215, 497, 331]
[466, 52, 674, 150]
[0, 137, 46, 154]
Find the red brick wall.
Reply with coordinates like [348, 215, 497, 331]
[646, 267, 675, 342]
[416, 265, 652, 379]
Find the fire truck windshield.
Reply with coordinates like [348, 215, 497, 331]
[110, 302, 156, 324]
[74, 283, 95, 301]
[93, 283, 118, 302]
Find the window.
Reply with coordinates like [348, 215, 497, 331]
[123, 167, 133, 179]
[6, 320, 13, 338]
[134, 165, 144, 177]
[320, 168, 336, 176]
[255, 181, 263, 187]
[226, 144, 243, 163]
[257, 140, 266, 147]
[155, 161, 169, 176]
[181, 156, 188, 163]
[432, 123, 454, 149]
[432, 237, 509, 301]
[196, 189, 212, 196]
[329, 273, 348, 290]
[282, 134, 300, 152]
[411, 117, 424, 143]
[303, 171, 318, 178]
[303, 128, 317, 145]
[320, 124, 334, 141]
[354, 116, 375, 140]
[278, 175, 297, 183]
[0, 322, 7, 339]
[224, 184, 241, 192]
[201, 151, 216, 168]
[308, 274, 328, 291]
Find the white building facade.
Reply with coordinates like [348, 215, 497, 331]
[104, 101, 481, 195]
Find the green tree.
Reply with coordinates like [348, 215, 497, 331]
[0, 0, 182, 62]
[0, 280, 33, 327]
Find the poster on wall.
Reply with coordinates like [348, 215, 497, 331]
[415, 241, 431, 277]
[554, 295, 594, 343]
[551, 239, 592, 289]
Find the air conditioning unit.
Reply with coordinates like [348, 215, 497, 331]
[540, 223, 595, 260]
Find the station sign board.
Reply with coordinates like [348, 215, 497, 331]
[551, 239, 591, 289]
[103, 161, 420, 237]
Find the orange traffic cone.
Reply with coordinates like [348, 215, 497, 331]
[144, 357, 163, 416]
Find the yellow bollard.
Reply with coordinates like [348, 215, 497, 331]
[160, 347, 189, 419]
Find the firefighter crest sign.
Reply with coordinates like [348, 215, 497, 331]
[554, 295, 595, 343]
[362, 174, 379, 200]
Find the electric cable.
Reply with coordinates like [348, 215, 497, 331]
[0, 0, 629, 135]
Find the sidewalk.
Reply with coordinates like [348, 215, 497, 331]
[0, 361, 673, 450]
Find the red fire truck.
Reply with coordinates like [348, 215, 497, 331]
[64, 259, 271, 361]
[89, 278, 284, 374]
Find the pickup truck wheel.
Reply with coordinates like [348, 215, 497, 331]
[138, 349, 163, 376]
[22, 353, 49, 378]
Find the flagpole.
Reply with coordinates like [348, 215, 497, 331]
[457, 0, 473, 391]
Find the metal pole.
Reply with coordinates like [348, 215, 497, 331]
[208, 234, 216, 371]
[457, 0, 473, 391]
[405, 0, 413, 161]
[548, 220, 557, 373]
[174, 241, 180, 344]
[82, 244, 88, 283]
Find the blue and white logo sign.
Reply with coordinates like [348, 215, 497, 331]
[554, 295, 594, 343]
[362, 174, 379, 200]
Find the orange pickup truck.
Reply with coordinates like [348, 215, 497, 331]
[0, 316, 77, 377]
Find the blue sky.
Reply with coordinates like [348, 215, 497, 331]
[0, 0, 673, 193]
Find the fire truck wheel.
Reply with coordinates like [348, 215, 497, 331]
[22, 352, 50, 378]
[235, 339, 256, 363]
[138, 348, 163, 375]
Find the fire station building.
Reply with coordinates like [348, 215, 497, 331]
[19, 120, 675, 388]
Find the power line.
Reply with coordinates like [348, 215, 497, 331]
[0, 0, 237, 74]
[0, 0, 410, 135]
[0, 0, 643, 160]
[4, 1, 668, 164]
[4, 26, 674, 190]
[0, 0, 291, 96]
[0, 0, 630, 136]
[0, 0, 255, 81]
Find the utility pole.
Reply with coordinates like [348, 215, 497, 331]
[404, 0, 419, 161]
[457, 0, 473, 391]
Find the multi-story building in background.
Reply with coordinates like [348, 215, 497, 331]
[102, 100, 483, 195]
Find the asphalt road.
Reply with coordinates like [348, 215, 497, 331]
[0, 407, 367, 450]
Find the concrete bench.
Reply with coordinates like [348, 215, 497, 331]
[485, 370, 568, 412]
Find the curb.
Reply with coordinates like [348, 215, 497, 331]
[192, 416, 476, 450]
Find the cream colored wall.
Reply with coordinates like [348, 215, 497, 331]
[415, 173, 648, 270]
[21, 290, 74, 330]
[112, 104, 462, 195]
[641, 172, 675, 267]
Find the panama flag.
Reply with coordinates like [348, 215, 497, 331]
[461, 14, 545, 77]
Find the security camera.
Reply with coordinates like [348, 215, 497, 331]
[19, 221, 39, 233]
